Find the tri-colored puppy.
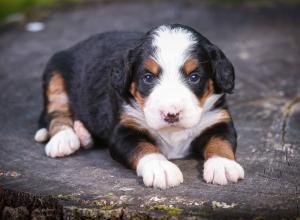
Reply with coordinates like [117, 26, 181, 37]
[35, 24, 244, 189]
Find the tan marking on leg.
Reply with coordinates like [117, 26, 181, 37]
[48, 117, 73, 137]
[199, 79, 214, 107]
[47, 72, 73, 137]
[130, 142, 161, 169]
[130, 82, 145, 108]
[204, 137, 235, 161]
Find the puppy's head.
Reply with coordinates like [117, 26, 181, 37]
[125, 24, 235, 130]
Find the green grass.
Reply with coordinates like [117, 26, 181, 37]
[0, 0, 82, 21]
[1, 0, 300, 22]
[151, 204, 183, 216]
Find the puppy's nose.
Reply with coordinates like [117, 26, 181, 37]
[164, 112, 180, 124]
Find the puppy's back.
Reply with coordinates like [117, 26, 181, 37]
[68, 31, 143, 71]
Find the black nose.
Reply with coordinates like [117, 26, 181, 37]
[164, 113, 180, 124]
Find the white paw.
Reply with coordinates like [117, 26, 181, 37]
[136, 153, 183, 189]
[73, 120, 93, 148]
[203, 156, 244, 185]
[34, 128, 49, 143]
[45, 128, 80, 158]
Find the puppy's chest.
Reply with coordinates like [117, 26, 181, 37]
[150, 109, 223, 159]
[122, 103, 223, 159]
[153, 129, 195, 159]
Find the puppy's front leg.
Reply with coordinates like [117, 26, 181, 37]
[203, 138, 244, 185]
[110, 123, 183, 189]
[193, 121, 244, 185]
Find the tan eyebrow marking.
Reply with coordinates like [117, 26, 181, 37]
[183, 58, 199, 75]
[144, 59, 160, 75]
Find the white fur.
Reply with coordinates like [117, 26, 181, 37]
[203, 156, 244, 185]
[154, 94, 223, 159]
[34, 128, 49, 143]
[143, 26, 200, 130]
[123, 94, 222, 159]
[45, 128, 80, 158]
[143, 80, 202, 130]
[136, 153, 183, 189]
[152, 25, 197, 68]
[73, 120, 93, 149]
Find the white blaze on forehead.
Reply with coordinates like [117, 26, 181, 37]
[152, 25, 197, 75]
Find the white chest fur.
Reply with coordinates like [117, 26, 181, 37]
[151, 108, 223, 159]
[122, 94, 223, 159]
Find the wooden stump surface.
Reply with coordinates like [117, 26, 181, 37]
[0, 1, 299, 219]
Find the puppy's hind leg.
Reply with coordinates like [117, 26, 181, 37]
[36, 71, 80, 158]
[34, 128, 49, 143]
[74, 120, 93, 149]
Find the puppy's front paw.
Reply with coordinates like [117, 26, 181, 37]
[137, 154, 183, 189]
[203, 156, 244, 185]
[45, 128, 80, 158]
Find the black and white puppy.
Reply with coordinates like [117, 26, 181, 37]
[35, 24, 244, 189]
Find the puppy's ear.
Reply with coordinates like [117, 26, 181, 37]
[204, 44, 235, 94]
[111, 49, 135, 96]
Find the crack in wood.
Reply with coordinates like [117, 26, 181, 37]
[281, 94, 300, 144]
[234, 97, 286, 108]
[280, 94, 300, 166]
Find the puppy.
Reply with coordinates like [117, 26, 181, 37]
[35, 24, 244, 189]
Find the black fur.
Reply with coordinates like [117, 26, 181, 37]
[203, 44, 235, 94]
[41, 32, 142, 139]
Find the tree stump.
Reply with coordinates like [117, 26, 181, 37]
[0, 1, 299, 219]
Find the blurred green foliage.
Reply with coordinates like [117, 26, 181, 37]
[0, 0, 81, 21]
[0, 0, 299, 22]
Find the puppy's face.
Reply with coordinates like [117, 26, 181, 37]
[128, 25, 234, 131]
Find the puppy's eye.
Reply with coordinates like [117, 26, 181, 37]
[188, 73, 201, 83]
[143, 74, 156, 84]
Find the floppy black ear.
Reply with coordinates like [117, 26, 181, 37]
[111, 49, 135, 96]
[204, 44, 235, 94]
